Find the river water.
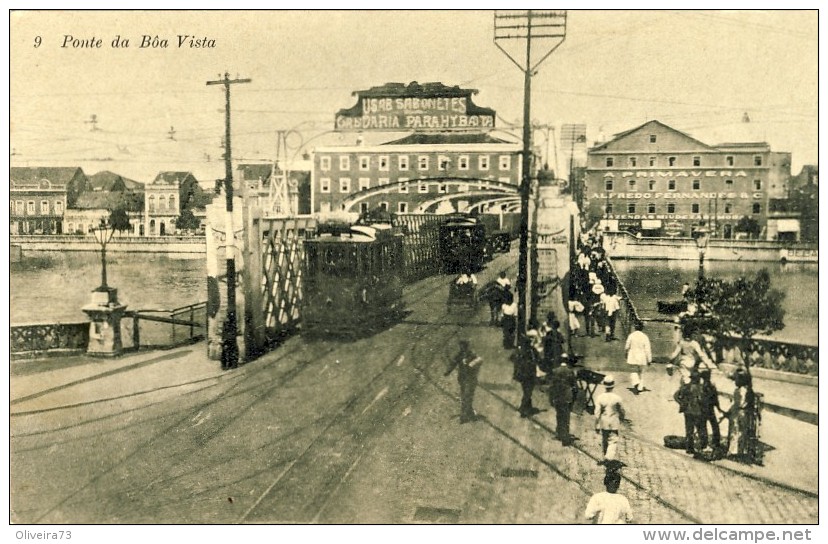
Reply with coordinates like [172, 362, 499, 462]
[10, 251, 206, 324]
[612, 259, 818, 346]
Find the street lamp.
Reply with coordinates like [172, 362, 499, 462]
[693, 224, 710, 280]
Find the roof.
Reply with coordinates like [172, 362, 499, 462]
[153, 171, 196, 185]
[351, 81, 480, 98]
[238, 164, 275, 181]
[591, 120, 712, 152]
[74, 191, 142, 212]
[382, 133, 511, 145]
[10, 166, 85, 186]
[88, 170, 144, 191]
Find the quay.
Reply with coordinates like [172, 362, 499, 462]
[9, 234, 206, 254]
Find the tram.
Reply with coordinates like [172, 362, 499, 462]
[438, 214, 487, 274]
[301, 222, 405, 336]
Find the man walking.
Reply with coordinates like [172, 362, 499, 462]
[602, 290, 621, 342]
[549, 355, 578, 445]
[625, 322, 652, 394]
[511, 337, 540, 418]
[444, 339, 484, 423]
[594, 375, 626, 466]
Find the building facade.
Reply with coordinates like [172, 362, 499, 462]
[584, 120, 792, 240]
[9, 167, 85, 235]
[311, 134, 522, 215]
[237, 163, 311, 216]
[145, 171, 188, 235]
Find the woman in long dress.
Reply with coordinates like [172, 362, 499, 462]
[727, 370, 759, 463]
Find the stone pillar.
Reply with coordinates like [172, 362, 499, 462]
[534, 186, 576, 345]
[82, 287, 127, 357]
[205, 195, 246, 362]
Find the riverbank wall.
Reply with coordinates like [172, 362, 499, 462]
[9, 235, 206, 254]
[603, 231, 817, 263]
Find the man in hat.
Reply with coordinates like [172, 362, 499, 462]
[444, 338, 484, 423]
[625, 321, 652, 394]
[587, 282, 605, 338]
[549, 354, 578, 445]
[594, 375, 626, 465]
[601, 289, 621, 342]
[511, 336, 541, 418]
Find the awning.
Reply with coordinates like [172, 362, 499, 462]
[775, 219, 800, 232]
[641, 219, 663, 229]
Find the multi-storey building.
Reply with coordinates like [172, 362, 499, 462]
[584, 120, 791, 239]
[145, 171, 189, 235]
[9, 167, 86, 235]
[312, 133, 522, 215]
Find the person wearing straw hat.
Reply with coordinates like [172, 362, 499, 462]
[586, 281, 604, 338]
[594, 375, 626, 465]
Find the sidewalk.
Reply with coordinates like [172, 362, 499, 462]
[570, 333, 819, 495]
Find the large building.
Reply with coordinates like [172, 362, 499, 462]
[312, 81, 522, 215]
[584, 120, 792, 240]
[312, 133, 521, 215]
[9, 167, 87, 235]
[145, 171, 189, 235]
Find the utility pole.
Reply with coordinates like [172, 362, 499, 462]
[207, 72, 251, 370]
[495, 10, 567, 336]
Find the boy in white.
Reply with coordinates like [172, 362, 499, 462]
[585, 471, 633, 524]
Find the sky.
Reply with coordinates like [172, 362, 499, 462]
[7, 9, 819, 184]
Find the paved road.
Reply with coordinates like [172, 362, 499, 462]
[10, 251, 818, 524]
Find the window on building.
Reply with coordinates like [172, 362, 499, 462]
[148, 196, 155, 211]
[458, 183, 469, 192]
[668, 156, 676, 167]
[378, 177, 389, 186]
[359, 156, 370, 171]
[754, 155, 763, 166]
[693, 156, 701, 167]
[726, 156, 734, 167]
[320, 178, 331, 193]
[605, 179, 613, 191]
[398, 178, 409, 193]
[668, 180, 676, 191]
[169, 195, 176, 210]
[358, 178, 370, 191]
[648, 203, 656, 214]
[725, 203, 732, 213]
[649, 156, 656, 167]
[648, 180, 656, 190]
[628, 179, 636, 190]
[629, 157, 637, 167]
[16, 201, 23, 214]
[379, 201, 389, 212]
[438, 155, 450, 171]
[627, 203, 636, 214]
[418, 182, 429, 193]
[692, 179, 700, 190]
[606, 157, 614, 167]
[159, 195, 167, 210]
[398, 155, 409, 171]
[398, 202, 408, 213]
[649, 134, 657, 143]
[753, 203, 761, 214]
[339, 178, 351, 192]
[754, 179, 762, 190]
[359, 202, 369, 213]
[10, 201, 14, 215]
[40, 200, 49, 214]
[725, 179, 733, 188]
[692, 203, 700, 214]
[320, 156, 331, 171]
[479, 155, 490, 170]
[667, 203, 676, 213]
[418, 156, 429, 170]
[499, 155, 511, 170]
[605, 203, 613, 214]
[378, 156, 389, 171]
[458, 155, 469, 170]
[339, 156, 350, 170]
[439, 183, 448, 194]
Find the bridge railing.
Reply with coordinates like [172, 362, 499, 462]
[123, 302, 207, 351]
[714, 335, 818, 376]
[10, 321, 89, 359]
[602, 254, 643, 341]
[393, 213, 441, 282]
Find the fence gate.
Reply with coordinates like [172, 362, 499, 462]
[393, 213, 441, 282]
[243, 212, 317, 360]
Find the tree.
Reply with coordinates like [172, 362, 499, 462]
[175, 208, 201, 231]
[685, 269, 785, 378]
[93, 206, 132, 289]
[735, 216, 761, 239]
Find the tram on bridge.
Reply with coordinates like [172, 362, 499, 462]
[301, 222, 405, 336]
[438, 214, 487, 274]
